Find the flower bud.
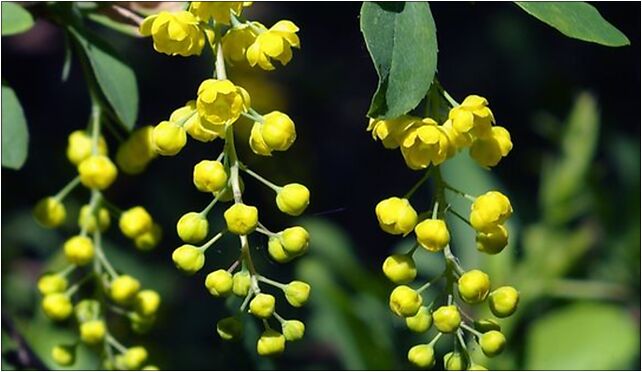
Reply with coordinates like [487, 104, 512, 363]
[276, 183, 310, 216]
[78, 155, 118, 190]
[152, 121, 187, 156]
[488, 286, 519, 318]
[389, 285, 422, 317]
[470, 191, 512, 233]
[193, 160, 228, 193]
[249, 293, 275, 318]
[63, 235, 94, 266]
[470, 126, 512, 168]
[66, 130, 108, 166]
[375, 197, 418, 236]
[134, 223, 162, 251]
[33, 197, 66, 228]
[205, 269, 233, 297]
[260, 111, 296, 151]
[257, 329, 286, 356]
[42, 293, 73, 321]
[37, 274, 68, 295]
[267, 237, 294, 263]
[407, 344, 435, 368]
[51, 345, 75, 366]
[415, 218, 450, 252]
[405, 306, 432, 333]
[282, 320, 305, 341]
[75, 299, 101, 323]
[382, 254, 417, 284]
[280, 226, 309, 255]
[474, 318, 501, 333]
[284, 281, 310, 307]
[444, 351, 467, 371]
[476, 225, 508, 255]
[130, 312, 156, 334]
[122, 346, 148, 370]
[217, 316, 243, 341]
[110, 275, 141, 305]
[115, 126, 157, 175]
[119, 206, 153, 239]
[135, 290, 161, 317]
[80, 319, 106, 344]
[480, 330, 506, 357]
[432, 305, 461, 333]
[232, 271, 251, 297]
[176, 212, 209, 244]
[78, 205, 110, 233]
[172, 245, 205, 274]
[224, 203, 258, 235]
[249, 122, 273, 156]
[458, 269, 491, 304]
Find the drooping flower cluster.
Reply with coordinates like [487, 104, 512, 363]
[369, 93, 518, 370]
[34, 117, 161, 369]
[140, 2, 309, 356]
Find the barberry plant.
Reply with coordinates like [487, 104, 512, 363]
[139, 2, 311, 356]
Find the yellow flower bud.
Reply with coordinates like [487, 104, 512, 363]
[205, 269, 233, 297]
[78, 205, 110, 233]
[247, 20, 300, 71]
[249, 122, 273, 156]
[476, 224, 509, 255]
[51, 345, 75, 366]
[284, 281, 310, 307]
[139, 11, 204, 56]
[74, 299, 100, 323]
[470, 126, 513, 167]
[196, 79, 250, 125]
[119, 206, 153, 239]
[276, 183, 310, 216]
[42, 293, 73, 321]
[176, 212, 209, 244]
[172, 245, 205, 274]
[232, 271, 251, 297]
[414, 218, 450, 252]
[110, 275, 140, 305]
[256, 329, 286, 356]
[408, 344, 435, 368]
[375, 197, 418, 236]
[488, 286, 519, 318]
[367, 115, 420, 149]
[267, 237, 294, 263]
[130, 312, 156, 334]
[249, 293, 276, 318]
[38, 274, 68, 295]
[116, 126, 157, 175]
[282, 320, 305, 341]
[405, 306, 432, 333]
[193, 160, 228, 193]
[134, 223, 163, 251]
[458, 270, 491, 304]
[217, 316, 243, 341]
[222, 23, 259, 63]
[79, 319, 106, 344]
[224, 203, 258, 235]
[444, 351, 467, 371]
[33, 197, 66, 228]
[389, 285, 422, 317]
[432, 305, 461, 333]
[400, 118, 451, 170]
[474, 318, 501, 333]
[122, 346, 148, 370]
[170, 101, 223, 143]
[382, 254, 417, 284]
[260, 111, 296, 151]
[66, 130, 107, 166]
[135, 290, 161, 317]
[449, 95, 494, 138]
[480, 330, 506, 357]
[189, 1, 249, 24]
[470, 191, 512, 233]
[152, 121, 187, 156]
[280, 226, 310, 255]
[78, 155, 118, 190]
[63, 235, 94, 266]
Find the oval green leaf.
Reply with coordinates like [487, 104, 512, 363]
[515, 2, 630, 47]
[1, 2, 34, 36]
[2, 83, 29, 169]
[360, 2, 438, 119]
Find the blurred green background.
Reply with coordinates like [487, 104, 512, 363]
[2, 2, 640, 370]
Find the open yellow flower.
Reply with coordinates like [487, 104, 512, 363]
[247, 21, 300, 70]
[140, 11, 205, 57]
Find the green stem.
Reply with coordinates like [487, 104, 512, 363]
[444, 183, 476, 202]
[106, 334, 127, 354]
[404, 168, 432, 199]
[94, 229, 118, 279]
[198, 230, 226, 252]
[257, 275, 287, 290]
[200, 190, 225, 216]
[100, 197, 123, 217]
[58, 264, 76, 277]
[448, 208, 474, 228]
[428, 332, 443, 347]
[273, 312, 286, 325]
[90, 102, 101, 155]
[65, 273, 94, 297]
[53, 176, 81, 201]
[240, 166, 281, 192]
[461, 323, 483, 338]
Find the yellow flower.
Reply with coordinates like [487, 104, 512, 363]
[67, 130, 107, 166]
[441, 118, 472, 150]
[110, 275, 141, 305]
[448, 95, 494, 138]
[267, 237, 293, 263]
[80, 320, 106, 344]
[223, 203, 258, 235]
[63, 235, 94, 266]
[480, 330, 506, 357]
[205, 269, 233, 297]
[276, 183, 310, 216]
[249, 121, 273, 155]
[408, 344, 435, 368]
[38, 274, 68, 295]
[189, 2, 250, 24]
[196, 79, 251, 125]
[33, 197, 66, 228]
[78, 155, 118, 190]
[488, 286, 519, 318]
[457, 269, 491, 304]
[134, 223, 163, 251]
[176, 212, 209, 244]
[232, 271, 251, 296]
[78, 205, 110, 233]
[444, 351, 467, 371]
[282, 320, 305, 341]
[121, 346, 148, 370]
[414, 218, 450, 252]
[249, 293, 275, 318]
[139, 11, 205, 57]
[280, 226, 310, 256]
[116, 126, 157, 175]
[375, 197, 418, 236]
[284, 280, 310, 307]
[470, 191, 512, 233]
[382, 254, 417, 284]
[135, 290, 161, 317]
[400, 118, 451, 170]
[42, 293, 73, 321]
[476, 224, 508, 255]
[152, 120, 187, 156]
[217, 316, 243, 341]
[119, 206, 153, 239]
[259, 111, 297, 152]
[247, 20, 300, 70]
[405, 306, 432, 333]
[470, 126, 513, 167]
[172, 245, 205, 274]
[432, 305, 461, 333]
[389, 285, 422, 317]
[171, 100, 224, 143]
[367, 115, 419, 149]
[257, 329, 286, 356]
[222, 23, 260, 63]
[51, 345, 75, 366]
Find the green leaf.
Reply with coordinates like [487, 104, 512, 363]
[525, 303, 639, 369]
[1, 2, 34, 36]
[360, 2, 438, 119]
[68, 26, 138, 129]
[86, 12, 143, 38]
[2, 83, 29, 169]
[515, 2, 630, 47]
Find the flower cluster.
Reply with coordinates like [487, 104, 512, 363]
[369, 94, 519, 369]
[34, 112, 161, 370]
[140, 2, 309, 356]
